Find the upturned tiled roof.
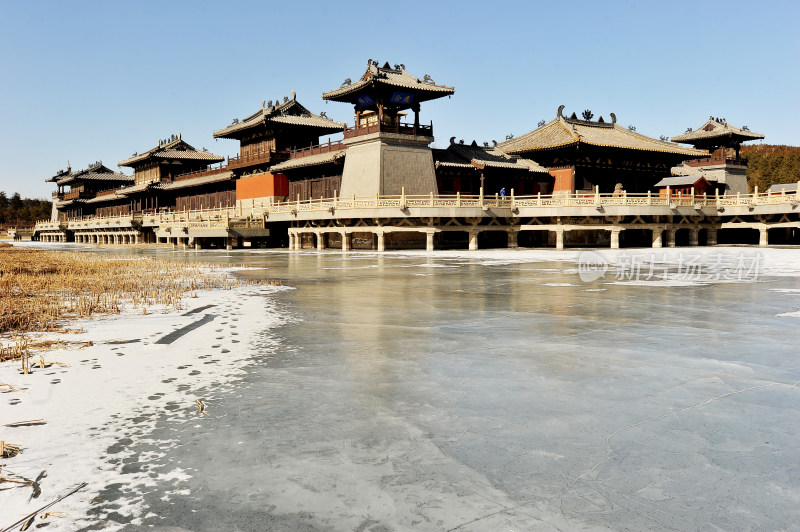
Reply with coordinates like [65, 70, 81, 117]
[322, 60, 454, 102]
[269, 150, 345, 172]
[213, 95, 345, 139]
[767, 182, 799, 193]
[154, 171, 234, 190]
[85, 192, 125, 204]
[46, 167, 73, 183]
[434, 141, 549, 173]
[154, 149, 226, 161]
[118, 137, 224, 167]
[499, 107, 709, 157]
[56, 163, 133, 186]
[115, 182, 153, 195]
[671, 118, 764, 144]
[433, 149, 473, 169]
[654, 175, 715, 187]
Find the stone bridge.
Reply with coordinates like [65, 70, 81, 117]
[34, 189, 800, 250]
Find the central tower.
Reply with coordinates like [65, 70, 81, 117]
[322, 60, 454, 196]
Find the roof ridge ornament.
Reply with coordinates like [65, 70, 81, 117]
[557, 105, 565, 119]
[291, 90, 296, 101]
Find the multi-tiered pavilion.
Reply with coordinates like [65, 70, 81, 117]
[667, 117, 765, 194]
[321, 60, 454, 198]
[47, 162, 133, 221]
[213, 93, 345, 204]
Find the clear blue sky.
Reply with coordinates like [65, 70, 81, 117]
[1, 0, 798, 198]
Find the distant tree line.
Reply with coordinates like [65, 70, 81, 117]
[0, 191, 52, 227]
[741, 145, 800, 192]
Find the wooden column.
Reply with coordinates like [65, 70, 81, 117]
[651, 229, 663, 248]
[707, 228, 717, 246]
[689, 228, 699, 247]
[759, 226, 768, 247]
[555, 229, 565, 250]
[508, 230, 519, 249]
[666, 228, 677, 248]
[468, 230, 479, 251]
[610, 229, 621, 249]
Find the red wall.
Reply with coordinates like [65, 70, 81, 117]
[236, 173, 289, 200]
[550, 167, 575, 193]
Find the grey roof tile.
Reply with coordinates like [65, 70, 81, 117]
[119, 138, 224, 167]
[500, 113, 709, 157]
[55, 163, 133, 186]
[323, 61, 454, 101]
[654, 175, 715, 187]
[434, 142, 549, 173]
[672, 118, 764, 143]
[269, 150, 345, 172]
[213, 97, 345, 138]
[155, 171, 234, 190]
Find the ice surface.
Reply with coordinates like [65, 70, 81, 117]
[2, 245, 800, 531]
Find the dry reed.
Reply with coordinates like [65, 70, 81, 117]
[1, 441, 22, 458]
[0, 248, 282, 362]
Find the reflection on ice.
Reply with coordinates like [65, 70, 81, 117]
[2, 245, 799, 530]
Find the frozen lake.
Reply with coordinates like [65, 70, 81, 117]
[4, 246, 800, 531]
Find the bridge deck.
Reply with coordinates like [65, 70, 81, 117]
[34, 191, 800, 249]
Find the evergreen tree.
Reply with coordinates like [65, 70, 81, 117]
[741, 145, 800, 191]
[0, 191, 52, 226]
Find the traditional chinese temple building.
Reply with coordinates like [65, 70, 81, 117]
[115, 135, 227, 211]
[498, 106, 708, 194]
[669, 117, 765, 194]
[38, 59, 798, 251]
[47, 162, 133, 220]
[212, 93, 345, 204]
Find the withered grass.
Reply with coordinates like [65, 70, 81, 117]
[0, 248, 281, 361]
